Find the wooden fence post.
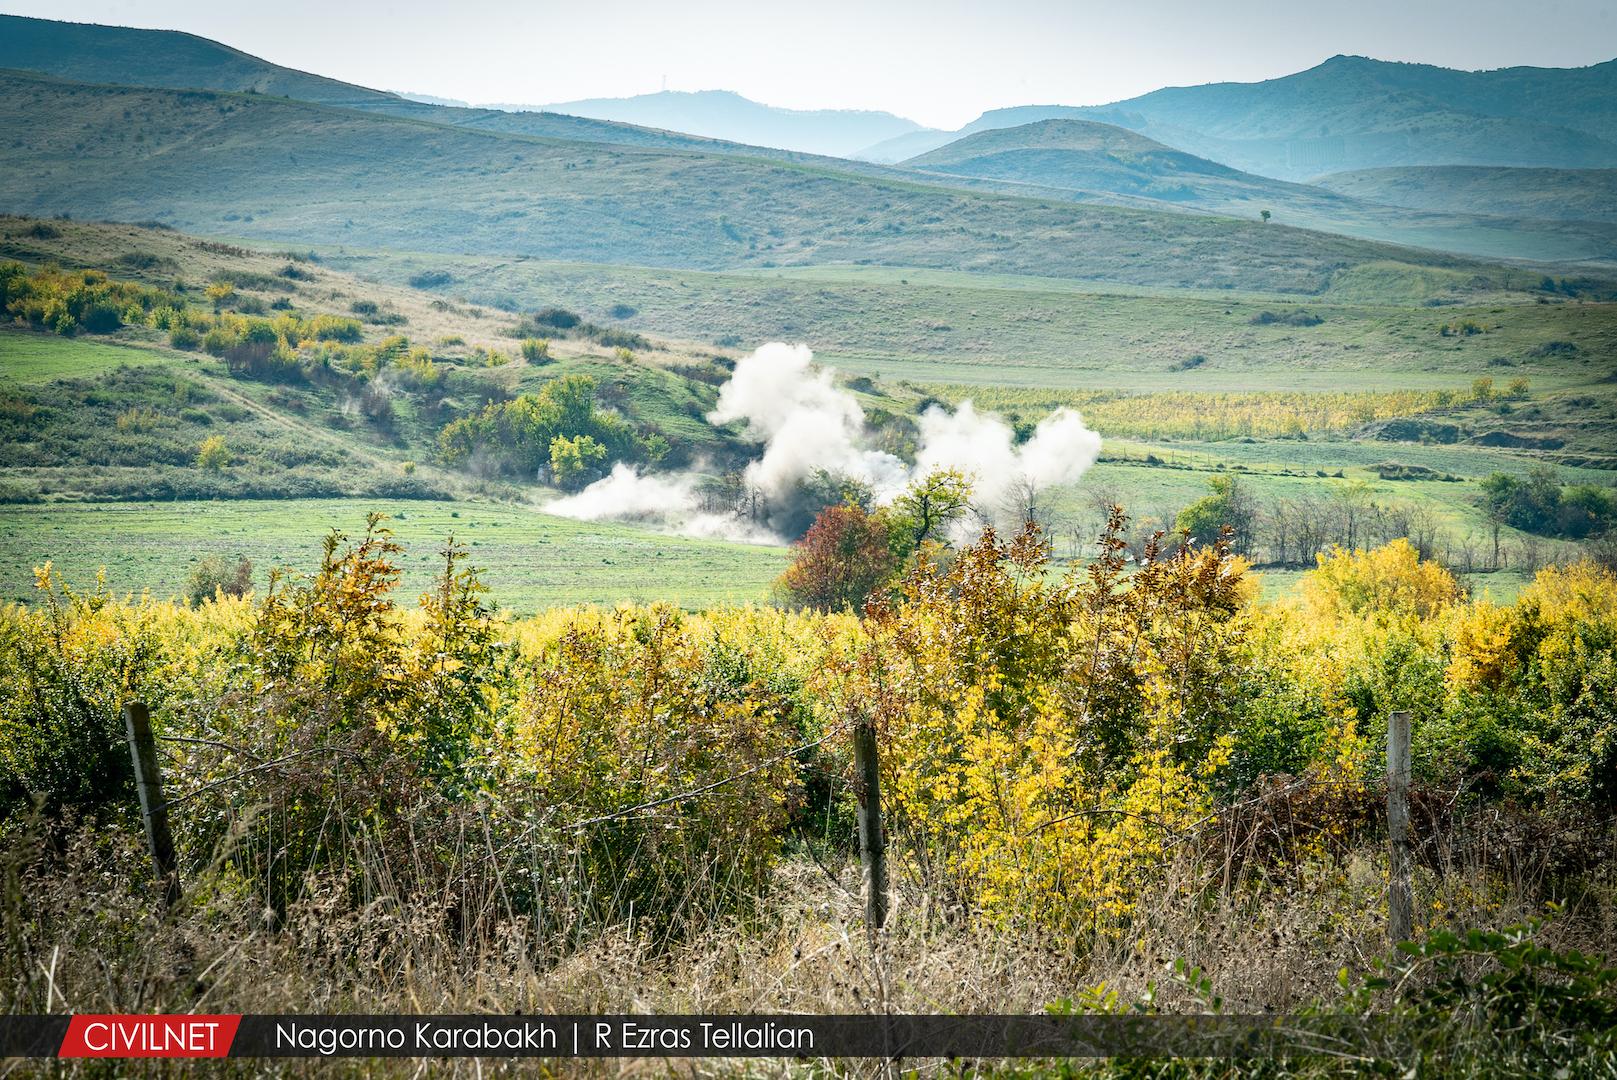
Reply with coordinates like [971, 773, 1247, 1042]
[852, 719, 888, 933]
[123, 702, 180, 907]
[1386, 709, 1413, 945]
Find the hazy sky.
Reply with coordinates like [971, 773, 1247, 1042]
[6, 0, 1616, 128]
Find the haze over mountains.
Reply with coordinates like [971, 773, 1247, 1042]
[862, 55, 1617, 180]
[1315, 167, 1617, 224]
[1, 13, 1615, 268]
[518, 90, 929, 159]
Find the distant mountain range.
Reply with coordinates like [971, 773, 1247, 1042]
[899, 118, 1617, 263]
[512, 90, 931, 158]
[1071, 55, 1617, 180]
[0, 59, 1500, 296]
[2, 13, 1615, 267]
[8, 15, 1614, 182]
[862, 55, 1617, 180]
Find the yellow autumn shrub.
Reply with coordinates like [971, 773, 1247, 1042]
[854, 515, 1250, 935]
[1304, 537, 1462, 622]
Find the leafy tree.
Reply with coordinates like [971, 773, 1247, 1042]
[549, 434, 609, 490]
[776, 502, 898, 611]
[1259, 209, 1272, 223]
[1176, 474, 1256, 553]
[1303, 537, 1461, 621]
[850, 513, 1251, 935]
[438, 374, 637, 477]
[889, 469, 973, 554]
[1482, 467, 1616, 539]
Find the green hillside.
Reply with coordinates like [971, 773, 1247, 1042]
[8, 15, 1616, 267]
[0, 216, 792, 609]
[0, 68, 1512, 295]
[0, 14, 997, 176]
[1316, 166, 1617, 224]
[0, 13, 755, 155]
[0, 214, 751, 501]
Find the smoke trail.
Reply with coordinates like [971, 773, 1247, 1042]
[545, 463, 697, 522]
[543, 343, 1102, 542]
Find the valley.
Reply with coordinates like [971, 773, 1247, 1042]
[3, 10, 1617, 1073]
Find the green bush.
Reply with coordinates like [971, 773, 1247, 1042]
[549, 433, 608, 490]
[186, 555, 253, 605]
[438, 374, 640, 476]
[0, 571, 146, 823]
[1, 261, 179, 337]
[407, 269, 453, 289]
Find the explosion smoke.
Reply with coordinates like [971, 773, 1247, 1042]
[544, 343, 1101, 543]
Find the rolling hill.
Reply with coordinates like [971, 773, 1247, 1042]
[905, 118, 1323, 204]
[1315, 166, 1617, 224]
[902, 119, 1617, 264]
[0, 67, 1509, 295]
[0, 13, 774, 157]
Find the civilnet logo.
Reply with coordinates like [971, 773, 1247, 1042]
[60, 1015, 241, 1057]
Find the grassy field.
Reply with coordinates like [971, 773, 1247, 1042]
[349, 252, 1617, 389]
[0, 332, 184, 384]
[0, 498, 790, 612]
[2, 220, 1611, 613]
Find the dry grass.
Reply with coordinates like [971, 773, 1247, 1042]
[5, 792, 1613, 1079]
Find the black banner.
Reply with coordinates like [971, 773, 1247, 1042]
[0, 1013, 1409, 1059]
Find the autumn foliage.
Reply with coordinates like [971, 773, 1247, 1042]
[775, 501, 898, 611]
[2, 512, 1616, 957]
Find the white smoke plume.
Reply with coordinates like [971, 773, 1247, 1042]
[543, 343, 1102, 543]
[545, 463, 697, 522]
[708, 343, 911, 506]
[914, 401, 1100, 513]
[545, 463, 780, 544]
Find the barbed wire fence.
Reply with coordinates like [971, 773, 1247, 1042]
[125, 702, 1614, 945]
